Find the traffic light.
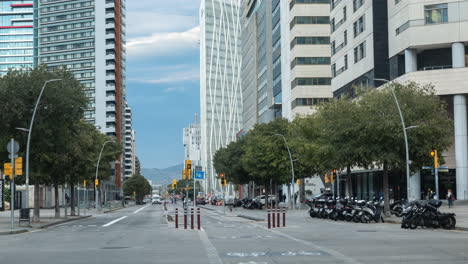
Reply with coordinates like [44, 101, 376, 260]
[331, 169, 337, 182]
[220, 173, 226, 186]
[430, 150, 439, 169]
[296, 179, 301, 185]
[324, 174, 330, 184]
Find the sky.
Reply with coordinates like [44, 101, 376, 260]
[126, 0, 200, 169]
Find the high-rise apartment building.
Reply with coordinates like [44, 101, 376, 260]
[200, 0, 243, 192]
[123, 102, 135, 180]
[283, 0, 332, 119]
[330, 0, 389, 97]
[183, 114, 201, 167]
[35, 0, 127, 189]
[0, 0, 34, 75]
[388, 0, 468, 200]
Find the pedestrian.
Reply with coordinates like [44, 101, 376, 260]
[282, 194, 286, 203]
[447, 189, 455, 208]
[65, 193, 70, 205]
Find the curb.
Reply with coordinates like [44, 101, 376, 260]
[237, 214, 264, 221]
[198, 206, 215, 211]
[37, 215, 92, 229]
[0, 229, 29, 235]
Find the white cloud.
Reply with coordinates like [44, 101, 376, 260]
[127, 26, 200, 58]
[163, 87, 188, 93]
[128, 69, 199, 85]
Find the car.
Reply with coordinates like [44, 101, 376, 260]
[255, 195, 277, 206]
[308, 193, 333, 201]
[196, 198, 206, 205]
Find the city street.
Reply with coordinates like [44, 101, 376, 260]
[1, 204, 467, 264]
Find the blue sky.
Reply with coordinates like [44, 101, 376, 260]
[126, 0, 200, 169]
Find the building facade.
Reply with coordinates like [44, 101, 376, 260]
[123, 102, 135, 180]
[35, 0, 127, 189]
[285, 0, 333, 119]
[330, 0, 389, 97]
[200, 0, 243, 192]
[0, 0, 34, 74]
[183, 114, 201, 167]
[388, 0, 468, 200]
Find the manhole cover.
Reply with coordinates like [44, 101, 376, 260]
[101, 247, 129, 250]
[356, 230, 377, 232]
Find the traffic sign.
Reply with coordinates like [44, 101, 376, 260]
[7, 140, 19, 154]
[195, 171, 205, 180]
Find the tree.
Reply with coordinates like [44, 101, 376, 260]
[213, 139, 250, 185]
[123, 174, 152, 204]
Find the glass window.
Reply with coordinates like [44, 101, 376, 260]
[353, 15, 365, 38]
[354, 41, 366, 63]
[424, 4, 448, 24]
[353, 0, 364, 11]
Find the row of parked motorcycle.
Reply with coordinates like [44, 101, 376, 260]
[306, 197, 456, 229]
[233, 198, 264, 210]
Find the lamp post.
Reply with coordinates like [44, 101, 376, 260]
[275, 134, 295, 210]
[374, 79, 415, 201]
[23, 79, 62, 211]
[95, 140, 114, 211]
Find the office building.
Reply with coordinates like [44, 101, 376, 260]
[0, 0, 34, 75]
[330, 0, 389, 97]
[183, 113, 201, 168]
[388, 0, 468, 200]
[200, 0, 243, 192]
[35, 0, 127, 189]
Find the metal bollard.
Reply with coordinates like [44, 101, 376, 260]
[184, 208, 187, 229]
[283, 207, 286, 227]
[277, 206, 280, 227]
[197, 208, 201, 230]
[272, 206, 276, 228]
[267, 208, 271, 229]
[175, 208, 179, 228]
[191, 208, 194, 230]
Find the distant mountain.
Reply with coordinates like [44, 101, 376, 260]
[141, 164, 184, 185]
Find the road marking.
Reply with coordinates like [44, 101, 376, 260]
[133, 204, 150, 214]
[103, 216, 128, 227]
[199, 228, 223, 264]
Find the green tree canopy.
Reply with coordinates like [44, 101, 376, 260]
[123, 174, 152, 204]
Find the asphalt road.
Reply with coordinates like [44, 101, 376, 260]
[1, 204, 467, 264]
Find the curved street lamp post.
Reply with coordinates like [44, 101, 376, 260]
[275, 134, 296, 210]
[95, 140, 114, 211]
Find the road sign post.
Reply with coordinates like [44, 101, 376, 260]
[8, 138, 17, 229]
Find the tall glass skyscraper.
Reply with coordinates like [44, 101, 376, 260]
[0, 0, 34, 74]
[200, 0, 243, 192]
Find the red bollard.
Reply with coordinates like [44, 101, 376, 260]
[197, 208, 201, 230]
[175, 208, 179, 228]
[184, 208, 187, 229]
[267, 208, 271, 229]
[191, 208, 194, 230]
[283, 207, 286, 227]
[277, 206, 280, 227]
[272, 206, 276, 228]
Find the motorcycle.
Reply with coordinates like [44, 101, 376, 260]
[401, 200, 456, 230]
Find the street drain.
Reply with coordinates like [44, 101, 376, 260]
[356, 230, 377, 232]
[101, 247, 130, 250]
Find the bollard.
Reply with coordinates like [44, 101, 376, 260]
[267, 208, 271, 229]
[184, 208, 187, 229]
[175, 208, 179, 229]
[191, 208, 194, 230]
[283, 207, 286, 227]
[272, 206, 276, 228]
[277, 206, 280, 227]
[197, 207, 201, 230]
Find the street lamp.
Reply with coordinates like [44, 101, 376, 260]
[374, 78, 413, 201]
[24, 79, 62, 211]
[95, 140, 114, 211]
[275, 134, 296, 210]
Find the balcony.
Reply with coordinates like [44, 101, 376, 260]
[105, 23, 115, 29]
[106, 63, 115, 70]
[106, 115, 116, 122]
[106, 105, 115, 112]
[106, 85, 115, 92]
[105, 53, 115, 60]
[106, 94, 116, 101]
[106, 43, 115, 50]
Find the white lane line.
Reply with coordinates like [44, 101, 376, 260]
[133, 204, 150, 214]
[102, 216, 128, 227]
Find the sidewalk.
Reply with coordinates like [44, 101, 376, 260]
[198, 203, 468, 231]
[0, 204, 127, 235]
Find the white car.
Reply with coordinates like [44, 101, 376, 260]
[255, 195, 277, 206]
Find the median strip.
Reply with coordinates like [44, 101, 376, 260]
[103, 216, 128, 227]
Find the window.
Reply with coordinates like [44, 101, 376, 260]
[290, 36, 330, 49]
[290, 0, 330, 9]
[291, 57, 331, 68]
[395, 0, 401, 4]
[353, 15, 365, 38]
[343, 6, 347, 21]
[424, 4, 448, 24]
[291, 98, 329, 109]
[395, 21, 410, 35]
[332, 63, 336, 77]
[354, 41, 366, 63]
[353, 0, 364, 11]
[344, 54, 348, 70]
[291, 78, 332, 88]
[344, 30, 348, 45]
[290, 16, 330, 29]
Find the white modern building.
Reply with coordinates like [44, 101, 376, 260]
[200, 0, 243, 192]
[330, 0, 389, 97]
[388, 0, 468, 200]
[123, 102, 136, 180]
[183, 113, 201, 166]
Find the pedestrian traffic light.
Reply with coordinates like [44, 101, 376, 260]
[83, 180, 87, 187]
[95, 179, 99, 187]
[331, 169, 337, 182]
[296, 179, 301, 185]
[430, 150, 439, 169]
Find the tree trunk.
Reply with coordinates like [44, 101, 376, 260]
[383, 161, 390, 217]
[70, 182, 76, 216]
[346, 165, 353, 198]
[32, 182, 40, 223]
[54, 183, 60, 218]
